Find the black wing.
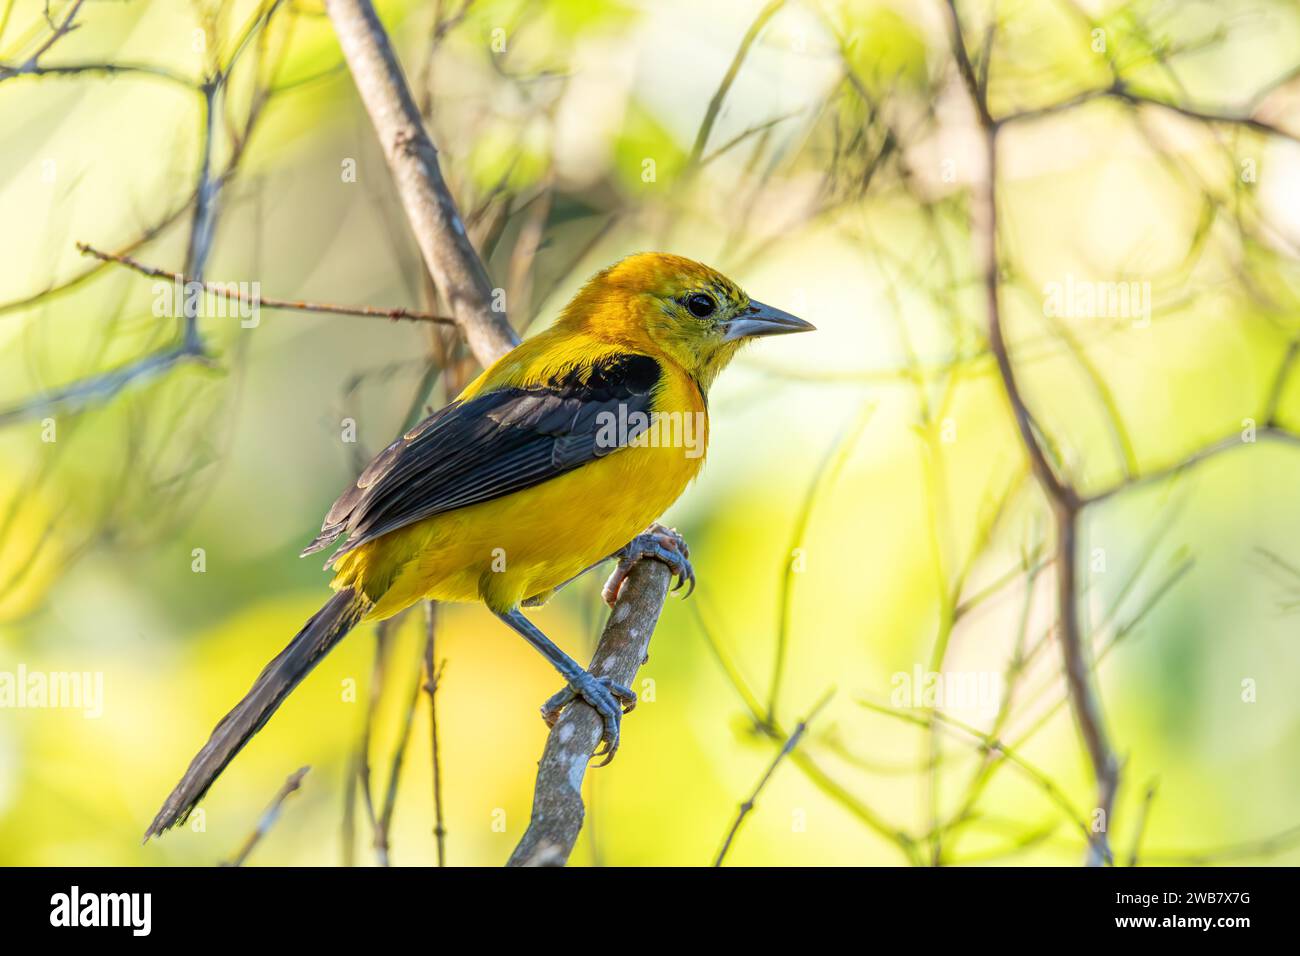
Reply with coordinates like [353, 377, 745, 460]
[302, 353, 662, 565]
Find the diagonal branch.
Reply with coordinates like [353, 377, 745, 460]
[324, 0, 518, 363]
[714, 688, 833, 866]
[945, 0, 1115, 867]
[324, 0, 680, 867]
[688, 0, 788, 166]
[999, 79, 1300, 145]
[0, 344, 212, 428]
[422, 601, 448, 866]
[5, 0, 87, 75]
[507, 559, 673, 866]
[221, 766, 311, 867]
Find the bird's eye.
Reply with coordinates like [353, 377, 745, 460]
[686, 293, 716, 319]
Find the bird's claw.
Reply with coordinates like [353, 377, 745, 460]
[602, 524, 695, 607]
[540, 672, 637, 765]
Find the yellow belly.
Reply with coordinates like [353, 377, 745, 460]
[331, 438, 702, 618]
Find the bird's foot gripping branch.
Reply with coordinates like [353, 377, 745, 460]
[604, 524, 695, 605]
[528, 524, 694, 764]
[508, 551, 678, 867]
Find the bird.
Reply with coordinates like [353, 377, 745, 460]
[144, 252, 813, 839]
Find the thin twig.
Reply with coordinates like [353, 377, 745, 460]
[689, 601, 920, 863]
[77, 244, 456, 325]
[714, 688, 834, 866]
[1084, 426, 1300, 506]
[221, 766, 310, 867]
[375, 645, 424, 867]
[0, 59, 195, 85]
[0, 344, 212, 429]
[999, 79, 1300, 144]
[355, 621, 388, 861]
[184, 77, 221, 351]
[687, 0, 787, 166]
[1126, 779, 1159, 866]
[422, 601, 448, 866]
[768, 406, 873, 723]
[860, 698, 1096, 846]
[7, 0, 86, 73]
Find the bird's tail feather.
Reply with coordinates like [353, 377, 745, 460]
[144, 586, 371, 841]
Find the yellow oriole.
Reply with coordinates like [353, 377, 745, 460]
[145, 252, 812, 838]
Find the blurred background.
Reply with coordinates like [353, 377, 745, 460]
[2, 0, 1300, 866]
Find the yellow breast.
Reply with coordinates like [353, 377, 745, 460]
[330, 336, 708, 618]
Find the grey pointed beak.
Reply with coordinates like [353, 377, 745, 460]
[721, 300, 816, 342]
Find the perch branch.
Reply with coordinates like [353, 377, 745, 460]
[506, 559, 673, 866]
[325, 0, 680, 868]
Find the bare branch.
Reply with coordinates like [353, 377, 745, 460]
[4, 0, 86, 75]
[77, 244, 456, 325]
[324, 0, 518, 363]
[688, 0, 787, 166]
[506, 558, 673, 867]
[0, 344, 212, 429]
[0, 59, 195, 86]
[998, 80, 1300, 145]
[769, 406, 873, 723]
[943, 0, 992, 128]
[422, 601, 448, 866]
[945, 0, 1115, 866]
[1084, 426, 1300, 506]
[375, 647, 423, 867]
[221, 766, 310, 867]
[714, 688, 833, 866]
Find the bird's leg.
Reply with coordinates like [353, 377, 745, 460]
[602, 523, 695, 607]
[494, 608, 636, 764]
[520, 558, 607, 607]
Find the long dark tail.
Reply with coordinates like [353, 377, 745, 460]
[144, 587, 371, 840]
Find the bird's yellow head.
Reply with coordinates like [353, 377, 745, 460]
[558, 252, 814, 391]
